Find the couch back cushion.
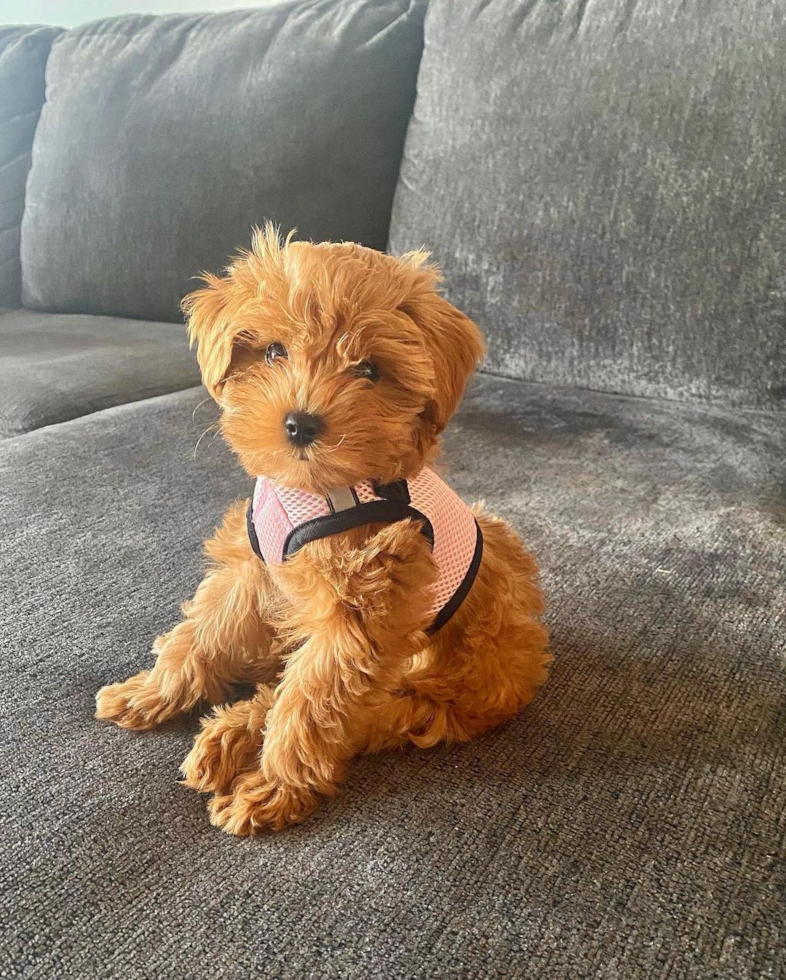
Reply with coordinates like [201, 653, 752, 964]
[0, 26, 61, 308]
[389, 0, 786, 409]
[21, 1, 425, 322]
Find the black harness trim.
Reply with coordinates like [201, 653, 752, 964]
[247, 499, 263, 561]
[372, 479, 411, 504]
[283, 499, 435, 558]
[426, 519, 483, 634]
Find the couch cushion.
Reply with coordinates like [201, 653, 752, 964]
[0, 308, 199, 437]
[0, 379, 782, 979]
[20, 1, 425, 322]
[389, 0, 786, 410]
[0, 26, 62, 307]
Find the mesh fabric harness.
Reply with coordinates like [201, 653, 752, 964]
[247, 467, 483, 634]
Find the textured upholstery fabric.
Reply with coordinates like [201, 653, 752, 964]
[389, 0, 786, 410]
[1, 379, 782, 979]
[0, 25, 61, 307]
[0, 308, 199, 437]
[20, 1, 426, 322]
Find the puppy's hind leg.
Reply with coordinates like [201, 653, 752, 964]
[96, 501, 275, 731]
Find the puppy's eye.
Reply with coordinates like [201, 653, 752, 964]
[265, 342, 288, 364]
[351, 360, 380, 383]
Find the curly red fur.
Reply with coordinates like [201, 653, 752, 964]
[96, 226, 550, 835]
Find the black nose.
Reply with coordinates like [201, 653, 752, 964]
[284, 411, 324, 447]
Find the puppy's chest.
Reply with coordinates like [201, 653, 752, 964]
[247, 467, 483, 634]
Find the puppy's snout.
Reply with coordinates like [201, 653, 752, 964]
[284, 411, 324, 447]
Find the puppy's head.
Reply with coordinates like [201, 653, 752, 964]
[183, 225, 485, 493]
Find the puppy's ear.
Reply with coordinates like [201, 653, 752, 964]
[181, 273, 238, 401]
[400, 265, 486, 433]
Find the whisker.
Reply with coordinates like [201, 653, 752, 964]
[319, 434, 347, 455]
[193, 421, 220, 459]
[191, 396, 213, 422]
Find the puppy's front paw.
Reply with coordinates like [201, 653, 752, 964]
[95, 671, 176, 730]
[208, 771, 318, 836]
[181, 704, 264, 794]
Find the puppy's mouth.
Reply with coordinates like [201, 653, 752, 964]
[288, 445, 319, 466]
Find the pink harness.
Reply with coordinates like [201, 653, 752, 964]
[247, 467, 483, 633]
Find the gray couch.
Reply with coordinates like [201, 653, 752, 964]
[1, 3, 783, 979]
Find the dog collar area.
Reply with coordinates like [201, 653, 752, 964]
[246, 467, 483, 634]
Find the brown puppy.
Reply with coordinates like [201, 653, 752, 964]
[96, 226, 550, 835]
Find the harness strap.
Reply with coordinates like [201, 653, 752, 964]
[283, 498, 434, 558]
